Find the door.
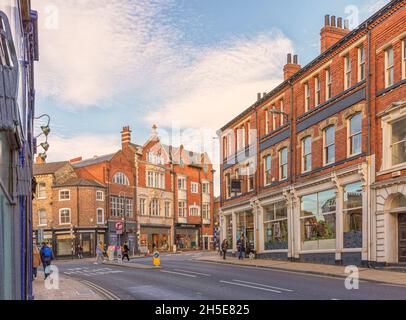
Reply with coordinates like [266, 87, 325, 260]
[399, 214, 406, 263]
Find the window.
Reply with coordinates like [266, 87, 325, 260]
[202, 203, 210, 220]
[178, 201, 187, 218]
[223, 136, 228, 160]
[300, 189, 336, 250]
[111, 197, 133, 217]
[96, 191, 104, 201]
[302, 136, 312, 173]
[59, 190, 70, 201]
[279, 148, 288, 180]
[343, 182, 363, 248]
[304, 82, 310, 112]
[112, 172, 130, 186]
[358, 45, 365, 82]
[178, 177, 187, 190]
[237, 127, 245, 151]
[147, 171, 165, 188]
[165, 201, 171, 217]
[403, 39, 406, 80]
[59, 209, 71, 225]
[344, 54, 351, 90]
[324, 126, 335, 165]
[38, 209, 47, 226]
[272, 105, 276, 131]
[264, 202, 288, 250]
[225, 173, 231, 199]
[191, 182, 199, 193]
[148, 152, 163, 165]
[349, 113, 362, 156]
[190, 207, 200, 217]
[385, 46, 394, 88]
[264, 155, 272, 186]
[280, 100, 285, 126]
[326, 68, 332, 100]
[139, 198, 146, 215]
[391, 117, 406, 166]
[97, 208, 104, 224]
[247, 162, 255, 192]
[149, 199, 160, 216]
[265, 109, 269, 134]
[37, 183, 46, 199]
[202, 182, 210, 194]
[315, 76, 320, 106]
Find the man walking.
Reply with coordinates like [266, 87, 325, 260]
[95, 241, 104, 264]
[122, 242, 130, 262]
[40, 242, 54, 279]
[237, 234, 245, 260]
[221, 239, 228, 260]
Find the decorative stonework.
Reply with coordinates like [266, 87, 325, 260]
[342, 103, 365, 121]
[276, 140, 290, 152]
[318, 117, 338, 136]
[297, 128, 314, 144]
[376, 183, 406, 212]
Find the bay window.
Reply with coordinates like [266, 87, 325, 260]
[391, 117, 406, 166]
[348, 113, 362, 156]
[301, 137, 312, 173]
[323, 126, 335, 165]
[343, 182, 363, 249]
[301, 189, 336, 250]
[264, 202, 288, 250]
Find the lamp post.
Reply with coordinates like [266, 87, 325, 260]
[118, 191, 127, 247]
[34, 114, 51, 160]
[268, 107, 289, 124]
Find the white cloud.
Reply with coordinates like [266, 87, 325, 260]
[45, 133, 120, 162]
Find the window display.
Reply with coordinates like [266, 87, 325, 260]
[264, 202, 288, 250]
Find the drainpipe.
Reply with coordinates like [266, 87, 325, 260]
[289, 80, 294, 185]
[367, 26, 372, 265]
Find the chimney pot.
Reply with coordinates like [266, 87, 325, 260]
[344, 19, 349, 29]
[331, 16, 336, 27]
[257, 93, 262, 101]
[287, 53, 292, 64]
[337, 17, 343, 28]
[263, 92, 267, 98]
[293, 54, 298, 64]
[325, 15, 330, 26]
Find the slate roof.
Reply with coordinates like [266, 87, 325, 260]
[53, 178, 106, 188]
[72, 153, 117, 168]
[33, 162, 70, 175]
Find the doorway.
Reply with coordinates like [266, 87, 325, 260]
[398, 213, 406, 263]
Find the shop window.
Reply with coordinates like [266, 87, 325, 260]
[391, 117, 406, 166]
[264, 202, 288, 250]
[236, 212, 254, 251]
[300, 189, 336, 250]
[348, 113, 362, 156]
[343, 182, 363, 248]
[225, 215, 233, 249]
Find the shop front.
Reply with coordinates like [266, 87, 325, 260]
[107, 221, 138, 254]
[236, 211, 255, 252]
[175, 224, 201, 250]
[140, 225, 171, 253]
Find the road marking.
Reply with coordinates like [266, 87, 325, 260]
[219, 280, 282, 293]
[160, 270, 197, 278]
[174, 269, 211, 276]
[80, 280, 121, 300]
[232, 279, 293, 292]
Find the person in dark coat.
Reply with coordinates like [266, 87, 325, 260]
[122, 242, 130, 262]
[221, 239, 228, 260]
[237, 235, 245, 260]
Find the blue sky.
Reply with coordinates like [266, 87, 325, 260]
[32, 0, 388, 166]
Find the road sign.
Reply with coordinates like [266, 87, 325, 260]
[153, 251, 160, 267]
[115, 221, 124, 235]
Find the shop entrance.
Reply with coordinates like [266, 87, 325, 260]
[399, 213, 406, 263]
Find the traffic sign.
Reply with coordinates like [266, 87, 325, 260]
[116, 221, 124, 234]
[153, 251, 160, 267]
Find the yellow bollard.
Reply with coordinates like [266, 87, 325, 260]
[153, 251, 160, 267]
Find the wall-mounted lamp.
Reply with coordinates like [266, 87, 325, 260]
[34, 114, 51, 158]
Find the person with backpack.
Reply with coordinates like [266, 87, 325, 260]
[40, 242, 54, 279]
[122, 242, 130, 262]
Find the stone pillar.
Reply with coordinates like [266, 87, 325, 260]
[258, 205, 265, 253]
[232, 212, 237, 253]
[361, 183, 369, 262]
[335, 185, 344, 262]
[292, 197, 301, 259]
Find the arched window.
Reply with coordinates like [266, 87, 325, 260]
[112, 172, 129, 185]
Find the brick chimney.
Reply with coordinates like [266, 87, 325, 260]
[69, 157, 82, 164]
[121, 126, 132, 148]
[283, 53, 301, 80]
[35, 155, 46, 164]
[320, 15, 350, 53]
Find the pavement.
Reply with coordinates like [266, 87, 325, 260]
[47, 252, 406, 300]
[32, 270, 104, 300]
[196, 254, 406, 286]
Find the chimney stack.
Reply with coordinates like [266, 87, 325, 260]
[257, 93, 262, 101]
[69, 157, 83, 164]
[283, 53, 301, 80]
[121, 126, 132, 148]
[320, 15, 350, 53]
[35, 155, 46, 164]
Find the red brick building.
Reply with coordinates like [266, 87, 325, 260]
[219, 0, 406, 266]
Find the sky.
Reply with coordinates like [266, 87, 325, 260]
[32, 0, 390, 194]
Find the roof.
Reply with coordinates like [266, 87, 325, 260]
[220, 0, 404, 131]
[53, 178, 106, 188]
[161, 144, 211, 166]
[33, 162, 70, 175]
[72, 153, 117, 168]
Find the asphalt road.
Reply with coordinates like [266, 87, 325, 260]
[54, 252, 406, 300]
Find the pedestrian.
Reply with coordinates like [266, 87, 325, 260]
[122, 242, 130, 262]
[95, 241, 104, 264]
[237, 235, 245, 260]
[32, 244, 41, 280]
[221, 239, 228, 260]
[77, 245, 84, 259]
[39, 242, 54, 279]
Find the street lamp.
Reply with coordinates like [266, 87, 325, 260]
[268, 107, 289, 124]
[35, 114, 51, 159]
[118, 191, 127, 247]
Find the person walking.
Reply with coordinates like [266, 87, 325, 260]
[221, 239, 228, 260]
[237, 234, 245, 260]
[77, 245, 84, 259]
[32, 244, 41, 280]
[122, 242, 130, 262]
[95, 241, 104, 264]
[40, 242, 54, 279]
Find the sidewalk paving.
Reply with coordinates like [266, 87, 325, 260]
[196, 255, 406, 287]
[32, 271, 104, 300]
